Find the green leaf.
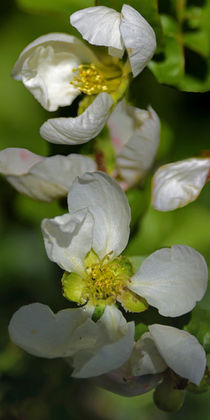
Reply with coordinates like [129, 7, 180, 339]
[184, 307, 210, 353]
[148, 35, 184, 85]
[149, 0, 210, 91]
[183, 30, 209, 57]
[16, 0, 94, 15]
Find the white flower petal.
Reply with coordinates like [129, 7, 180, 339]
[120, 5, 156, 77]
[9, 303, 90, 358]
[72, 306, 135, 378]
[129, 245, 208, 317]
[131, 332, 167, 376]
[93, 370, 161, 396]
[108, 100, 138, 152]
[108, 103, 160, 188]
[70, 7, 124, 54]
[1, 150, 96, 201]
[67, 172, 131, 259]
[0, 148, 43, 176]
[12, 33, 97, 111]
[28, 154, 96, 201]
[40, 93, 113, 144]
[41, 209, 94, 275]
[149, 324, 206, 385]
[152, 158, 210, 211]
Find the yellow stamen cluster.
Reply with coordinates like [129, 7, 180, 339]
[84, 258, 127, 304]
[71, 63, 122, 95]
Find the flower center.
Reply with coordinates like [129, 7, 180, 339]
[84, 258, 126, 304]
[71, 63, 123, 95]
[61, 251, 134, 307]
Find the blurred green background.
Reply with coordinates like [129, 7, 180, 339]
[0, 0, 210, 418]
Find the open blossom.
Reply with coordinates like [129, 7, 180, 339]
[152, 157, 210, 211]
[12, 5, 156, 145]
[41, 171, 208, 317]
[0, 148, 96, 201]
[107, 100, 160, 189]
[9, 303, 134, 378]
[95, 324, 206, 396]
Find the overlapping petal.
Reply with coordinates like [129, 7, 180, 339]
[129, 245, 208, 317]
[0, 148, 43, 175]
[152, 158, 210, 211]
[131, 332, 167, 376]
[94, 324, 206, 395]
[149, 324, 206, 385]
[40, 93, 113, 145]
[120, 5, 156, 77]
[41, 209, 94, 275]
[93, 370, 161, 397]
[0, 148, 96, 201]
[70, 7, 124, 57]
[11, 33, 97, 111]
[70, 4, 156, 76]
[108, 101, 160, 187]
[9, 303, 134, 378]
[67, 172, 131, 259]
[72, 305, 135, 378]
[8, 303, 90, 358]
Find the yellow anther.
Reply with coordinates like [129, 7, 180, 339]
[70, 62, 123, 96]
[82, 257, 129, 306]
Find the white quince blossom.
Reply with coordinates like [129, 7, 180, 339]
[152, 157, 210, 211]
[41, 171, 208, 317]
[95, 324, 206, 396]
[0, 148, 96, 201]
[9, 303, 134, 378]
[12, 33, 114, 144]
[12, 5, 156, 145]
[107, 100, 160, 189]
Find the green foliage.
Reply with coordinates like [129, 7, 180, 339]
[126, 188, 149, 231]
[16, 0, 94, 15]
[15, 195, 64, 224]
[149, 0, 210, 92]
[185, 306, 210, 353]
[126, 203, 210, 263]
[187, 368, 210, 394]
